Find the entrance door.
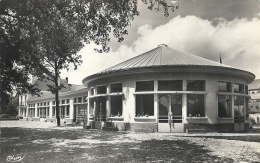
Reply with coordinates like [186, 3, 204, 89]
[234, 96, 245, 131]
[95, 97, 107, 121]
[158, 94, 183, 132]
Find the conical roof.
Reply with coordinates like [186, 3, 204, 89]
[83, 44, 255, 84]
[98, 44, 231, 74]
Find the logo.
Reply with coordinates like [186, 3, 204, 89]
[6, 149, 26, 162]
[6, 154, 26, 162]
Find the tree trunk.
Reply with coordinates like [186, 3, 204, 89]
[55, 62, 60, 126]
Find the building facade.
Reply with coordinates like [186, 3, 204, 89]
[248, 79, 260, 125]
[83, 44, 255, 133]
[18, 78, 88, 125]
[248, 79, 260, 114]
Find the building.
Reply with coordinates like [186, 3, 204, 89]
[248, 79, 260, 114]
[248, 79, 260, 125]
[18, 77, 88, 124]
[82, 44, 254, 133]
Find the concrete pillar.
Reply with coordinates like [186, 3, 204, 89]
[154, 80, 158, 121]
[70, 99, 73, 119]
[35, 104, 38, 117]
[182, 80, 187, 123]
[49, 101, 53, 118]
[18, 108, 21, 117]
[87, 97, 90, 119]
[107, 96, 110, 117]
[26, 106, 29, 121]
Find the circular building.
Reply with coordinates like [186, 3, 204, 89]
[83, 44, 255, 133]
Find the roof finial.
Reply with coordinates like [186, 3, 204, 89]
[158, 44, 167, 47]
[220, 53, 222, 64]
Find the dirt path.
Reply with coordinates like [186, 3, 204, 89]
[1, 120, 260, 162]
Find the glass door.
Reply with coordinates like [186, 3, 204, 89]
[158, 94, 183, 132]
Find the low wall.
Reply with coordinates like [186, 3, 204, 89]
[84, 121, 157, 133]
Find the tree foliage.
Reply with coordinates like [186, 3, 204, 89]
[0, 0, 179, 124]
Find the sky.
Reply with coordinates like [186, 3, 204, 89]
[60, 0, 260, 85]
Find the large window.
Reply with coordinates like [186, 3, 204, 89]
[136, 94, 154, 116]
[187, 80, 205, 91]
[187, 94, 205, 117]
[39, 107, 46, 118]
[78, 104, 87, 116]
[234, 83, 244, 94]
[66, 105, 70, 116]
[158, 80, 182, 91]
[111, 96, 122, 116]
[218, 95, 232, 118]
[89, 99, 94, 116]
[218, 81, 231, 92]
[136, 81, 154, 92]
[234, 96, 244, 123]
[60, 106, 65, 119]
[52, 106, 56, 117]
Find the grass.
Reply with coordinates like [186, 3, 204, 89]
[1, 127, 259, 163]
[185, 134, 260, 143]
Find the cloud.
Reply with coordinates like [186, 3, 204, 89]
[61, 15, 260, 85]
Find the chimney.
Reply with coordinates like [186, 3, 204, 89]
[220, 53, 222, 64]
[65, 77, 68, 84]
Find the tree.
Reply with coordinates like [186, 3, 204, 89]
[0, 0, 179, 126]
[7, 95, 19, 115]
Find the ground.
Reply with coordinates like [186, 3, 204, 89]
[1, 121, 260, 163]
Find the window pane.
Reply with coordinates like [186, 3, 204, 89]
[218, 82, 231, 92]
[97, 85, 107, 94]
[171, 94, 182, 116]
[78, 104, 87, 116]
[245, 85, 248, 95]
[136, 81, 154, 92]
[111, 83, 122, 93]
[234, 83, 244, 93]
[66, 105, 70, 116]
[136, 94, 154, 116]
[74, 98, 77, 103]
[90, 88, 94, 96]
[218, 95, 232, 117]
[187, 94, 205, 117]
[158, 80, 182, 91]
[245, 98, 249, 118]
[83, 96, 88, 103]
[52, 106, 56, 116]
[187, 80, 205, 91]
[89, 99, 94, 116]
[78, 97, 82, 103]
[234, 96, 244, 122]
[95, 97, 106, 121]
[62, 100, 65, 104]
[111, 96, 122, 116]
